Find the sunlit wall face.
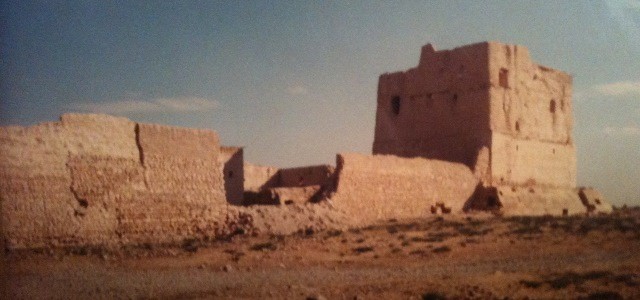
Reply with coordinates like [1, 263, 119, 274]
[0, 1, 638, 205]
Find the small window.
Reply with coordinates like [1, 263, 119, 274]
[451, 94, 458, 113]
[391, 96, 401, 115]
[499, 68, 509, 88]
[550, 99, 556, 113]
[515, 121, 521, 132]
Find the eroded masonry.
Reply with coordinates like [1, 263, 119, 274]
[0, 42, 612, 251]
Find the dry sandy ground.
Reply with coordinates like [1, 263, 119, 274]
[3, 208, 640, 299]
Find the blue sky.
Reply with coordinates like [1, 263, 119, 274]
[1, 1, 639, 205]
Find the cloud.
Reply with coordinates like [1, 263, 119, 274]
[285, 85, 309, 96]
[603, 125, 640, 136]
[594, 81, 640, 97]
[69, 96, 219, 114]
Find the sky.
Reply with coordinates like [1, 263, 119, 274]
[1, 1, 639, 205]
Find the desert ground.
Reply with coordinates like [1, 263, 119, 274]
[3, 207, 640, 300]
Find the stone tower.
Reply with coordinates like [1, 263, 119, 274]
[372, 42, 595, 214]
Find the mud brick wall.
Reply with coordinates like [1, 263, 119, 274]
[373, 42, 577, 189]
[0, 114, 227, 250]
[331, 153, 478, 224]
[278, 165, 334, 187]
[116, 123, 226, 245]
[243, 163, 279, 192]
[373, 43, 492, 168]
[486, 43, 576, 188]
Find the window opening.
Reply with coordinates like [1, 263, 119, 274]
[391, 96, 401, 115]
[499, 68, 509, 88]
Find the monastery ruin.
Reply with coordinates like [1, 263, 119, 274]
[0, 42, 612, 251]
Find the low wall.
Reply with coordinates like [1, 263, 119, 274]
[278, 165, 334, 187]
[0, 114, 227, 250]
[492, 186, 610, 216]
[243, 163, 279, 192]
[330, 153, 479, 224]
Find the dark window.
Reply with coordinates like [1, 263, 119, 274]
[550, 99, 556, 113]
[391, 96, 401, 115]
[499, 68, 509, 88]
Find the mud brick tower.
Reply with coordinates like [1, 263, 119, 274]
[373, 42, 583, 213]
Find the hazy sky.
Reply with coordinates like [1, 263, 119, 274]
[1, 1, 639, 205]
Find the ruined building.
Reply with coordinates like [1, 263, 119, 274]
[0, 42, 611, 251]
[371, 42, 608, 215]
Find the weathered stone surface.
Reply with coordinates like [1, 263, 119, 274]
[494, 186, 586, 216]
[373, 42, 576, 188]
[278, 165, 334, 188]
[330, 153, 478, 223]
[0, 114, 227, 250]
[244, 163, 279, 193]
[243, 163, 334, 206]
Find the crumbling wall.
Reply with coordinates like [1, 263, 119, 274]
[372, 43, 493, 168]
[243, 163, 279, 193]
[219, 147, 244, 205]
[0, 114, 140, 249]
[243, 164, 334, 206]
[372, 41, 595, 216]
[490, 133, 576, 188]
[487, 43, 573, 144]
[330, 153, 478, 224]
[0, 114, 227, 250]
[487, 43, 576, 188]
[278, 165, 334, 187]
[121, 123, 226, 245]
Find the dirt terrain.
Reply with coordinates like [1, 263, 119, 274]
[3, 208, 640, 299]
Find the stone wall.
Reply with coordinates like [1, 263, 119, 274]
[219, 147, 244, 205]
[490, 133, 576, 188]
[486, 43, 575, 187]
[373, 43, 492, 168]
[0, 114, 227, 250]
[243, 164, 335, 205]
[371, 42, 590, 216]
[330, 153, 478, 224]
[243, 163, 279, 193]
[372, 42, 576, 188]
[278, 165, 334, 188]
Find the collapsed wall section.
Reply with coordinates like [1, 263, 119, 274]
[330, 153, 478, 224]
[243, 164, 334, 205]
[278, 165, 334, 188]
